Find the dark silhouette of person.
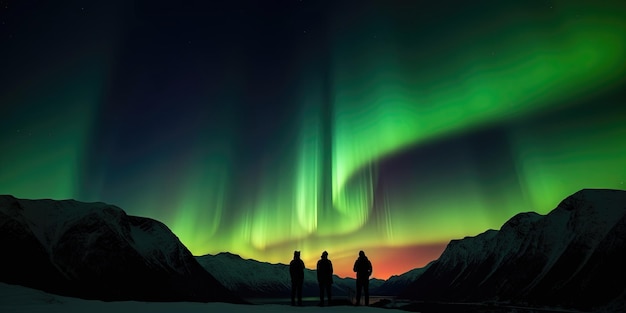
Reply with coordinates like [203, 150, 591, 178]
[353, 250, 373, 306]
[316, 250, 333, 306]
[289, 250, 305, 306]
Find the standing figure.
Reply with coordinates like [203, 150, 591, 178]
[353, 250, 373, 306]
[316, 250, 333, 306]
[289, 250, 305, 306]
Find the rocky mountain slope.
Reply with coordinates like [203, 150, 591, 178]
[399, 189, 626, 311]
[0, 195, 244, 303]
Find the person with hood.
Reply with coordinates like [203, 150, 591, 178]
[316, 250, 333, 306]
[353, 250, 373, 306]
[289, 250, 305, 306]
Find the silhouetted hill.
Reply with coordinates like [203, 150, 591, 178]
[0, 195, 245, 303]
[398, 189, 626, 312]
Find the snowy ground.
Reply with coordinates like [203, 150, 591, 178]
[0, 282, 396, 313]
[2, 282, 594, 313]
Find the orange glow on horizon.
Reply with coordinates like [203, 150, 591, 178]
[301, 243, 447, 280]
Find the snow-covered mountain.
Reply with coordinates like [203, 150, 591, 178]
[196, 252, 384, 299]
[0, 195, 243, 303]
[399, 189, 626, 311]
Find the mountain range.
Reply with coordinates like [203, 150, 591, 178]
[1, 188, 624, 312]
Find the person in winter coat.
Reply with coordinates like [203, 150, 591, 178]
[289, 250, 305, 306]
[353, 250, 373, 306]
[316, 250, 333, 306]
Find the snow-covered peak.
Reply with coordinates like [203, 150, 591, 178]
[0, 195, 241, 303]
[400, 189, 626, 311]
[0, 196, 121, 250]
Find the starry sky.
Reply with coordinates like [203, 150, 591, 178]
[1, 0, 625, 280]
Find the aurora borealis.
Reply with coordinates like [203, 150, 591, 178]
[1, 0, 625, 280]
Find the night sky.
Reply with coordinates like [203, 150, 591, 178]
[1, 0, 625, 279]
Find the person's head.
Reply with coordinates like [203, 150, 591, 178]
[322, 251, 328, 259]
[294, 250, 300, 258]
[359, 250, 365, 257]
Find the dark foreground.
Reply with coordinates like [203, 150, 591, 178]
[396, 301, 583, 313]
[248, 296, 586, 313]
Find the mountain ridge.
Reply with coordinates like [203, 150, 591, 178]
[399, 188, 626, 311]
[0, 195, 244, 303]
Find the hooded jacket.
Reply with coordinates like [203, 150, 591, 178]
[353, 253, 372, 280]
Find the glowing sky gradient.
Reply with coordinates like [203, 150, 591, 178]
[1, 1, 625, 279]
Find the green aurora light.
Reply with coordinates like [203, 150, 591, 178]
[1, 0, 625, 279]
